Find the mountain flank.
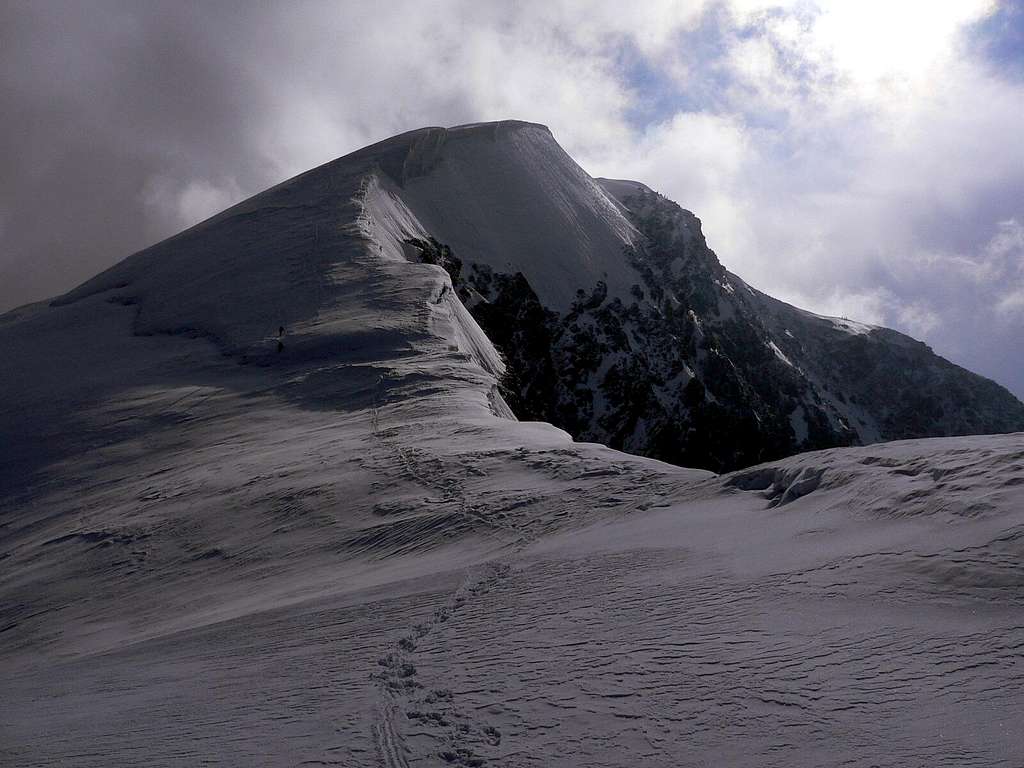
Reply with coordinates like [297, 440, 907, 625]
[35, 120, 1024, 472]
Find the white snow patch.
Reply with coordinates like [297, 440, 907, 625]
[767, 340, 794, 367]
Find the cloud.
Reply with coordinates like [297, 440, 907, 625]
[143, 176, 244, 231]
[997, 289, 1024, 318]
[604, 111, 753, 252]
[989, 219, 1024, 319]
[579, 1, 1024, 394]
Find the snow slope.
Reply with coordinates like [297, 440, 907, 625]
[2, 121, 1023, 766]
[377, 121, 641, 311]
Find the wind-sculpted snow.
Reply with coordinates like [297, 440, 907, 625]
[2, 121, 1024, 766]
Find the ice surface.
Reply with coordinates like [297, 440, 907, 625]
[2, 122, 1023, 767]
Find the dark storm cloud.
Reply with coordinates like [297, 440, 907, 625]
[0, 2, 275, 309]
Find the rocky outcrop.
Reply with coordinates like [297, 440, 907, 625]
[406, 176, 1024, 473]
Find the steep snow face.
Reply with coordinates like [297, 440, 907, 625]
[357, 173, 508, 388]
[387, 121, 641, 311]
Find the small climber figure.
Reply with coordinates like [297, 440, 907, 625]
[277, 325, 285, 353]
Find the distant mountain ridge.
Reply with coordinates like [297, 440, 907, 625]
[44, 119, 1024, 471]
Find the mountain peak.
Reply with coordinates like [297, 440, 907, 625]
[353, 120, 641, 309]
[342, 120, 556, 187]
[25, 120, 1024, 475]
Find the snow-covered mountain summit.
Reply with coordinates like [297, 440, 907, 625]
[3, 120, 1024, 766]
[19, 119, 1024, 475]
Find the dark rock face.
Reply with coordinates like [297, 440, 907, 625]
[755, 294, 1024, 442]
[407, 184, 1024, 473]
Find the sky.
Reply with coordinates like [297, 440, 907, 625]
[1, 0, 1023, 397]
